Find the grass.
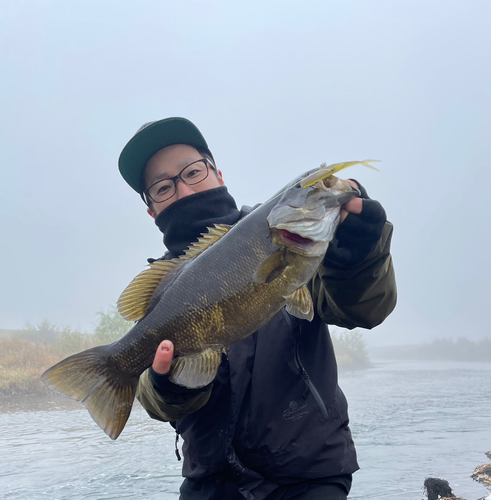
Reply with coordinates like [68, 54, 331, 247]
[0, 335, 98, 395]
[0, 309, 132, 396]
[1, 327, 370, 396]
[0, 338, 58, 394]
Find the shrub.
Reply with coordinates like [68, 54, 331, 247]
[331, 329, 370, 367]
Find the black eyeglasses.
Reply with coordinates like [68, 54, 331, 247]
[142, 158, 216, 205]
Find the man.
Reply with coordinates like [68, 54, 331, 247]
[118, 117, 397, 500]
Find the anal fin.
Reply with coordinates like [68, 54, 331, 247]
[169, 348, 223, 388]
[284, 285, 314, 321]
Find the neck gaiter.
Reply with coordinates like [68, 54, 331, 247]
[155, 186, 241, 258]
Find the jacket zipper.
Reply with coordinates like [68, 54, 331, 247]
[282, 309, 329, 421]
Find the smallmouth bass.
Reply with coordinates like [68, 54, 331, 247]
[41, 160, 378, 439]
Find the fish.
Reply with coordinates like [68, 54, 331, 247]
[41, 160, 379, 440]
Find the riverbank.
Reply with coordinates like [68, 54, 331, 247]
[370, 338, 491, 363]
[1, 332, 372, 398]
[0, 337, 81, 413]
[0, 391, 81, 414]
[0, 337, 96, 397]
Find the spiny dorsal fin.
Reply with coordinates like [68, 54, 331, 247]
[284, 285, 314, 321]
[117, 224, 232, 321]
[182, 223, 232, 259]
[117, 259, 184, 321]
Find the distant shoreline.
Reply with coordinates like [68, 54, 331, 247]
[0, 391, 81, 414]
[0, 331, 372, 404]
[0, 363, 374, 413]
[370, 339, 491, 363]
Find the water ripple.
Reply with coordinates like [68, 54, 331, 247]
[1, 360, 489, 499]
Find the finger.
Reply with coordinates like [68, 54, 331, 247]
[340, 208, 349, 224]
[344, 179, 359, 189]
[343, 197, 363, 215]
[152, 340, 174, 375]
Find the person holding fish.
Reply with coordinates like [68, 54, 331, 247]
[42, 117, 396, 500]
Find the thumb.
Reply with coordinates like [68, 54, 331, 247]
[152, 340, 174, 375]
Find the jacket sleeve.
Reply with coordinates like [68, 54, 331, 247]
[136, 367, 213, 422]
[311, 182, 397, 329]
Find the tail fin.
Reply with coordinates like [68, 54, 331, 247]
[41, 346, 138, 440]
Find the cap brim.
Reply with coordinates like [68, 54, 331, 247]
[118, 117, 209, 192]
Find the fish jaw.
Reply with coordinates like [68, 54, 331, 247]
[267, 177, 358, 256]
[269, 209, 340, 256]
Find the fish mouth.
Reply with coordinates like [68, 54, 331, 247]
[280, 229, 314, 246]
[270, 227, 321, 255]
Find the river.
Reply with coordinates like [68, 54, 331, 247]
[1, 360, 490, 500]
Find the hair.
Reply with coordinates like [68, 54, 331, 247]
[195, 146, 217, 172]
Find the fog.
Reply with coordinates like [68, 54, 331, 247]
[1, 0, 490, 347]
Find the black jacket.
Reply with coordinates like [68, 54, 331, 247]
[136, 192, 397, 500]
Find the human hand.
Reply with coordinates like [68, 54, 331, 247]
[326, 178, 387, 265]
[152, 340, 174, 375]
[340, 179, 362, 223]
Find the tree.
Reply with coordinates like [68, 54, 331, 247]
[14, 320, 61, 344]
[93, 305, 133, 344]
[331, 329, 370, 366]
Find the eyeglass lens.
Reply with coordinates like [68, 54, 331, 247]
[147, 160, 209, 203]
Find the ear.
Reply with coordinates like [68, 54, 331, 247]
[147, 207, 157, 219]
[217, 169, 225, 186]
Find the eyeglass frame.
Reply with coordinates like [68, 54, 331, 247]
[141, 157, 217, 206]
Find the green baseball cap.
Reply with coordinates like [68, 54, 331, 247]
[118, 117, 211, 193]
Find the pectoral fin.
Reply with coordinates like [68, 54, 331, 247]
[284, 285, 314, 321]
[253, 250, 288, 284]
[169, 349, 224, 388]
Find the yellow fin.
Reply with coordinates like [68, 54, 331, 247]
[169, 348, 223, 388]
[253, 250, 287, 284]
[117, 224, 232, 322]
[284, 285, 314, 321]
[117, 259, 183, 321]
[182, 224, 232, 258]
[300, 160, 381, 188]
[41, 345, 138, 440]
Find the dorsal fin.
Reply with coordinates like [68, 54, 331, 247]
[117, 259, 184, 321]
[117, 224, 232, 321]
[182, 223, 232, 258]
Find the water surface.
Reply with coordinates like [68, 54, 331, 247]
[1, 360, 489, 499]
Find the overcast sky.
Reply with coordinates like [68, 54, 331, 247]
[1, 0, 490, 346]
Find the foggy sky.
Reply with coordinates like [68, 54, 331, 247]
[1, 0, 490, 346]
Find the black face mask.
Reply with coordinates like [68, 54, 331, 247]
[154, 186, 241, 258]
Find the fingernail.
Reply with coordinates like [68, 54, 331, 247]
[161, 341, 170, 351]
